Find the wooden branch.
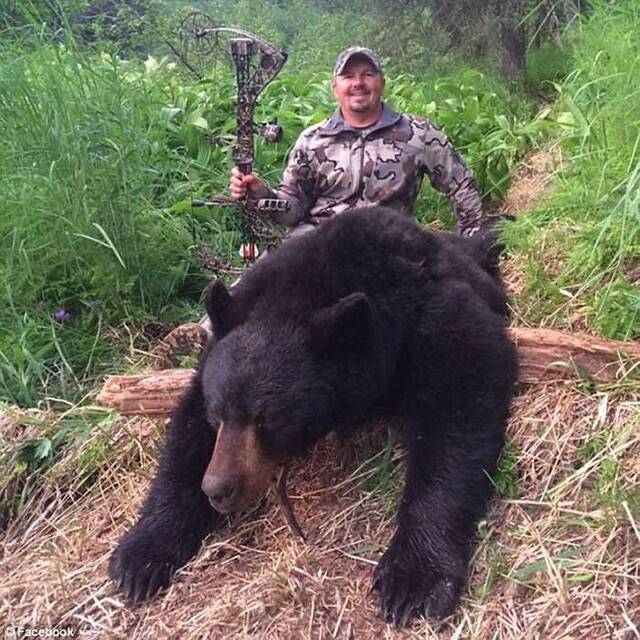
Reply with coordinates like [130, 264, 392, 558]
[97, 327, 640, 417]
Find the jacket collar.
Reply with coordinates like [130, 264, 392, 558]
[317, 102, 402, 136]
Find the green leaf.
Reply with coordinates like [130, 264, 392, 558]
[567, 573, 595, 583]
[161, 107, 182, 120]
[169, 199, 195, 215]
[555, 111, 576, 127]
[188, 114, 209, 130]
[509, 547, 587, 583]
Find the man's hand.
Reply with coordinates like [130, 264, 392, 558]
[229, 167, 269, 200]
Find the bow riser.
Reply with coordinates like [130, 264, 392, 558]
[231, 38, 256, 175]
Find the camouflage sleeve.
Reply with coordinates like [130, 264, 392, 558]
[263, 134, 316, 228]
[420, 122, 483, 236]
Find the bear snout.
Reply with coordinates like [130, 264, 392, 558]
[201, 474, 241, 512]
[202, 420, 282, 513]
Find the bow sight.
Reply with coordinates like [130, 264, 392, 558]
[176, 12, 290, 270]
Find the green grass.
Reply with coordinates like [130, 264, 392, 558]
[0, 41, 230, 404]
[3, 1, 636, 409]
[525, 42, 572, 99]
[0, 44, 209, 309]
[0, 23, 540, 406]
[492, 437, 521, 499]
[506, 0, 640, 341]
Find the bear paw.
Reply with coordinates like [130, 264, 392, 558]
[372, 543, 462, 627]
[109, 525, 195, 602]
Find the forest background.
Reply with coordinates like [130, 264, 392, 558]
[0, 0, 638, 476]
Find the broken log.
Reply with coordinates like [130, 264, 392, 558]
[97, 368, 196, 416]
[97, 327, 640, 417]
[509, 326, 640, 384]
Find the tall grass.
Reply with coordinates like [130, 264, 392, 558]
[0, 40, 214, 404]
[0, 23, 543, 406]
[507, 0, 640, 340]
[0, 45, 199, 311]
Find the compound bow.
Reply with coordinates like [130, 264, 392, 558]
[176, 12, 290, 272]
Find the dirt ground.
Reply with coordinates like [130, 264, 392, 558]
[500, 146, 564, 216]
[0, 385, 638, 639]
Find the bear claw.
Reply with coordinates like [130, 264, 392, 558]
[108, 530, 183, 602]
[372, 545, 461, 626]
[110, 553, 175, 603]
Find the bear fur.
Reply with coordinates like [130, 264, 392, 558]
[109, 207, 517, 626]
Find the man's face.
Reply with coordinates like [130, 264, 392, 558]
[332, 58, 385, 119]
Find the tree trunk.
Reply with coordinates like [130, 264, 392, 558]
[500, 21, 526, 78]
[97, 327, 640, 418]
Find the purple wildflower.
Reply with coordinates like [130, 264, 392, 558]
[52, 309, 72, 322]
[85, 299, 99, 310]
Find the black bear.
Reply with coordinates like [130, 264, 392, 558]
[109, 207, 517, 626]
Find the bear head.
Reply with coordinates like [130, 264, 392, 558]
[199, 279, 382, 514]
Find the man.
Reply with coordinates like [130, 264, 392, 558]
[160, 48, 487, 368]
[229, 46, 484, 237]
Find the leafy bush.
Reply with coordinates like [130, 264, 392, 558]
[1, 0, 173, 56]
[387, 69, 550, 212]
[69, 0, 168, 55]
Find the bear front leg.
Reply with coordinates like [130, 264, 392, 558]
[373, 418, 504, 626]
[109, 381, 221, 602]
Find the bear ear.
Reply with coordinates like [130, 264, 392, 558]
[307, 292, 372, 353]
[205, 279, 235, 340]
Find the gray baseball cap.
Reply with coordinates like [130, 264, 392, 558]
[333, 46, 383, 77]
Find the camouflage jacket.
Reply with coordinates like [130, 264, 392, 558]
[265, 103, 483, 236]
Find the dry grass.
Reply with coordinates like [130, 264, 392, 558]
[1, 384, 638, 639]
[496, 145, 601, 333]
[501, 146, 564, 217]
